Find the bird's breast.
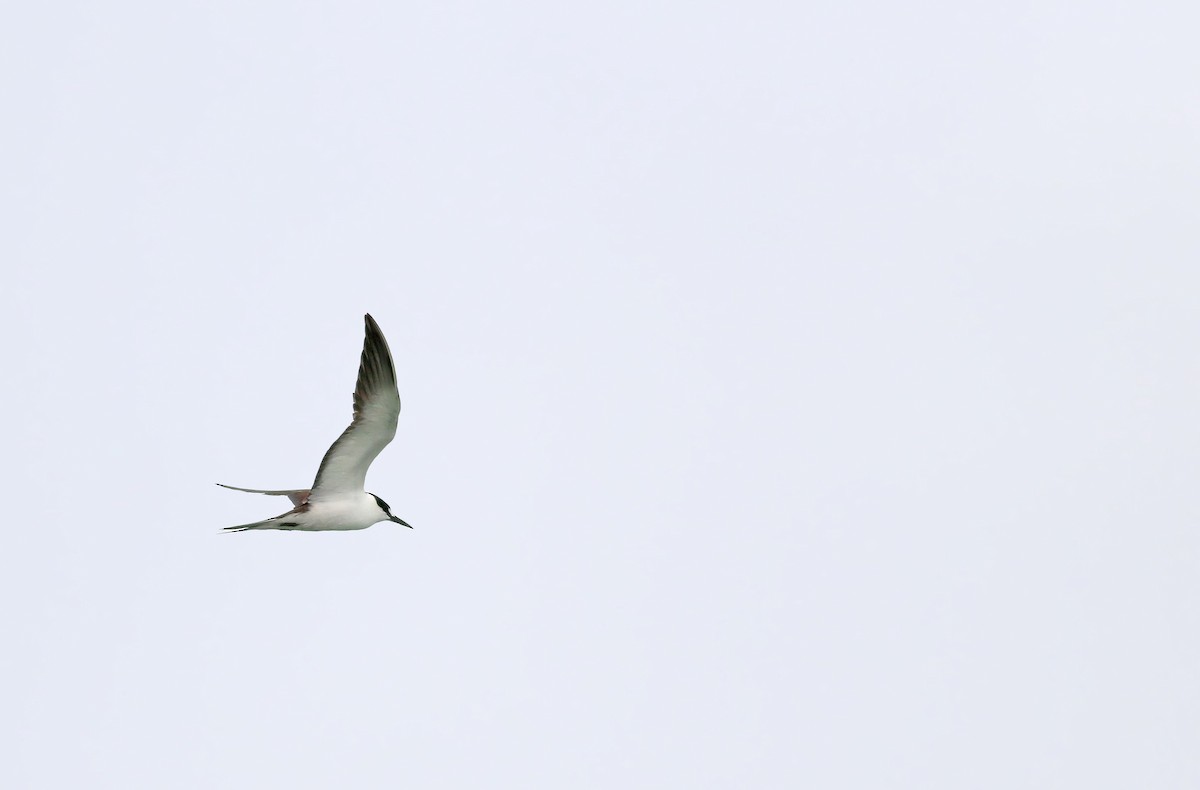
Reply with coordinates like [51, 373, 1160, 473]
[301, 494, 381, 531]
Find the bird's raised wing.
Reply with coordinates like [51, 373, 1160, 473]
[310, 314, 400, 497]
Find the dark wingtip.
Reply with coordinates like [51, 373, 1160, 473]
[363, 314, 387, 348]
[356, 313, 395, 396]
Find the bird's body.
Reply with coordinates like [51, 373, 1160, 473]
[218, 315, 411, 533]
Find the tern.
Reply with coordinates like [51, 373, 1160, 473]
[218, 314, 412, 532]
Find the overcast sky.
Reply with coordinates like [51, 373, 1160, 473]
[2, 1, 1197, 787]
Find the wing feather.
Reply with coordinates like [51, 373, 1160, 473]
[216, 484, 311, 507]
[310, 314, 400, 496]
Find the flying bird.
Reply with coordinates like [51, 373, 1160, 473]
[218, 314, 411, 532]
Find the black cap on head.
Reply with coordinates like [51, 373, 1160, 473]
[371, 493, 412, 528]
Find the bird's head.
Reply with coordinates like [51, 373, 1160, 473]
[369, 493, 412, 528]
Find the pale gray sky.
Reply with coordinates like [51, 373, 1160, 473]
[2, 1, 1197, 787]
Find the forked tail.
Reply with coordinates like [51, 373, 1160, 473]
[217, 483, 310, 532]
